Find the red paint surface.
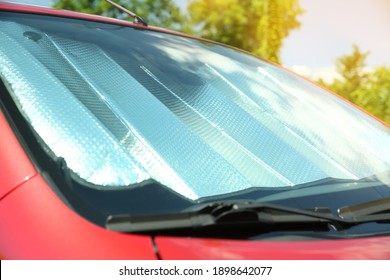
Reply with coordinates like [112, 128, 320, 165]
[155, 235, 390, 259]
[0, 175, 157, 259]
[0, 111, 36, 200]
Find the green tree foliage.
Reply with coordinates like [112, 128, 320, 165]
[53, 0, 184, 30]
[187, 0, 303, 63]
[317, 45, 390, 124]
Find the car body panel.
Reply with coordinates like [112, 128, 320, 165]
[0, 174, 157, 259]
[0, 111, 36, 200]
[155, 236, 390, 260]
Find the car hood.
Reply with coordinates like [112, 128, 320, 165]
[154, 235, 390, 259]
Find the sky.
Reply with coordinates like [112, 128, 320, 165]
[2, 0, 390, 81]
[281, 0, 390, 81]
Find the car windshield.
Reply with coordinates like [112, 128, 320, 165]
[1, 12, 390, 202]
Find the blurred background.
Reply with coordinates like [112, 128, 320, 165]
[2, 0, 390, 124]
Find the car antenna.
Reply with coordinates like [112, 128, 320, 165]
[105, 0, 148, 26]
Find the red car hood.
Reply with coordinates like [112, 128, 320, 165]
[155, 235, 390, 259]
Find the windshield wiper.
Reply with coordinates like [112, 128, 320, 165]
[106, 201, 347, 235]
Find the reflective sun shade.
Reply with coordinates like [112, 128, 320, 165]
[1, 14, 390, 200]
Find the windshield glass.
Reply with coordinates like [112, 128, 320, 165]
[1, 12, 390, 201]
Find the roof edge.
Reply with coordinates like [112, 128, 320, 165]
[0, 1, 146, 28]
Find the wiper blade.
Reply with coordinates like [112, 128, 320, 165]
[106, 201, 342, 234]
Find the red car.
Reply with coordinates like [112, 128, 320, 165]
[1, 1, 390, 260]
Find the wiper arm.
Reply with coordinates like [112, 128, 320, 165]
[338, 197, 390, 222]
[105, 0, 148, 26]
[106, 201, 344, 234]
